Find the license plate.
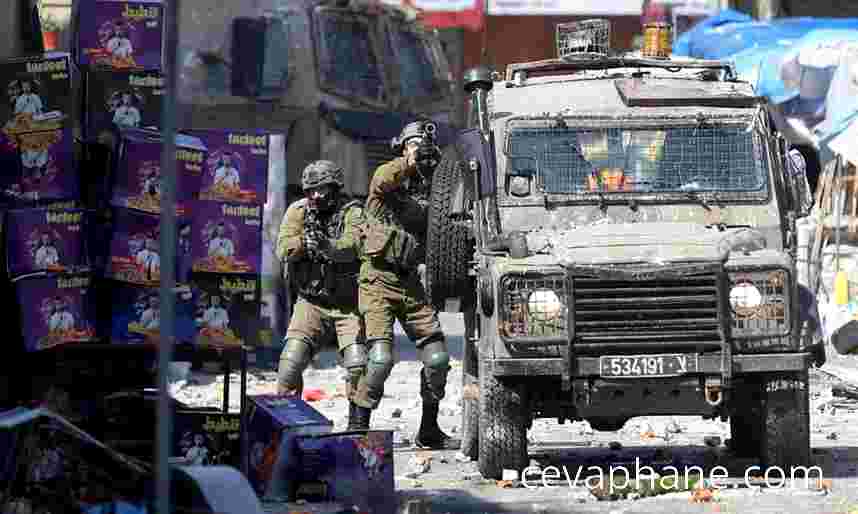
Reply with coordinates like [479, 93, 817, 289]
[599, 354, 697, 378]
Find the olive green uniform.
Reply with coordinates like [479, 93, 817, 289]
[276, 196, 365, 398]
[353, 156, 449, 410]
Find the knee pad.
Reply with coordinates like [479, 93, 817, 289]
[277, 338, 312, 389]
[420, 338, 450, 371]
[363, 341, 395, 389]
[419, 338, 450, 402]
[341, 343, 368, 370]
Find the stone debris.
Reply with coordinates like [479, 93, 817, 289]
[405, 454, 432, 478]
[501, 469, 519, 481]
[704, 436, 722, 447]
[454, 452, 471, 463]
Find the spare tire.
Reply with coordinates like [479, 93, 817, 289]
[425, 145, 475, 310]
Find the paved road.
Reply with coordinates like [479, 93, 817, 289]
[182, 314, 858, 513]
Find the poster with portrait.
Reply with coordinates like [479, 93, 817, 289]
[191, 201, 262, 274]
[5, 208, 88, 277]
[76, 0, 165, 70]
[15, 273, 98, 351]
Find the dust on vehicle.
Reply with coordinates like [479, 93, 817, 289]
[423, 19, 822, 479]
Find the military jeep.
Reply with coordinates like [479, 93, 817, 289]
[424, 35, 823, 479]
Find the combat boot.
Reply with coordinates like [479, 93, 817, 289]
[414, 401, 459, 450]
[347, 401, 372, 430]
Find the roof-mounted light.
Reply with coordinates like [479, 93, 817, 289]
[556, 19, 611, 62]
[642, 22, 673, 60]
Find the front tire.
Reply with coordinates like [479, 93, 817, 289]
[477, 357, 528, 479]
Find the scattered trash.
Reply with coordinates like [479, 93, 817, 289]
[665, 419, 683, 434]
[405, 454, 432, 478]
[302, 388, 327, 402]
[828, 432, 839, 440]
[690, 484, 715, 503]
[502, 469, 519, 481]
[392, 408, 403, 418]
[454, 452, 470, 463]
[704, 436, 721, 447]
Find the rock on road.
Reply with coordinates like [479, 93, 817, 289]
[173, 313, 858, 514]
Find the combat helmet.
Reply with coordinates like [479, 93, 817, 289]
[391, 119, 435, 153]
[301, 160, 344, 191]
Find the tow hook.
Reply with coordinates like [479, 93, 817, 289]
[704, 378, 723, 406]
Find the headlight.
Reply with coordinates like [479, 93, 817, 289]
[728, 270, 790, 339]
[729, 282, 763, 310]
[500, 274, 567, 339]
[528, 289, 563, 321]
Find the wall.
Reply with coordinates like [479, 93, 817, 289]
[462, 15, 641, 72]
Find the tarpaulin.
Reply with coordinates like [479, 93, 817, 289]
[674, 16, 858, 61]
[672, 8, 754, 57]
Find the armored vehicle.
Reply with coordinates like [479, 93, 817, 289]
[424, 22, 823, 479]
[176, 0, 456, 343]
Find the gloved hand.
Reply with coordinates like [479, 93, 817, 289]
[416, 143, 441, 172]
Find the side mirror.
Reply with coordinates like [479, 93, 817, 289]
[786, 148, 813, 217]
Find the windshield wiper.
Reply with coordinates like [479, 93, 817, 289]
[685, 190, 720, 211]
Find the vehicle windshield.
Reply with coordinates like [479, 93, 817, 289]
[505, 124, 768, 195]
[390, 28, 446, 100]
[314, 11, 385, 105]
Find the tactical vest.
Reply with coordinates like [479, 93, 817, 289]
[291, 199, 362, 305]
[362, 177, 428, 272]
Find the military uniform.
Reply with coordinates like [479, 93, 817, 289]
[354, 120, 454, 449]
[276, 161, 368, 428]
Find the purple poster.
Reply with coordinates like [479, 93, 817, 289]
[84, 69, 163, 141]
[6, 208, 88, 277]
[0, 54, 72, 140]
[108, 281, 197, 344]
[111, 128, 206, 215]
[191, 201, 262, 274]
[192, 272, 260, 349]
[185, 130, 269, 204]
[12, 128, 78, 203]
[76, 0, 165, 70]
[107, 207, 191, 285]
[15, 273, 98, 352]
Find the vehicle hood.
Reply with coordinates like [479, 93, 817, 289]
[529, 222, 766, 267]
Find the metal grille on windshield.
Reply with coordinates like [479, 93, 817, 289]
[504, 124, 768, 195]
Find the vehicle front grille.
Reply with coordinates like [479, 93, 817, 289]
[365, 139, 397, 175]
[572, 271, 724, 354]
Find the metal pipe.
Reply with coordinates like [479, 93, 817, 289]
[156, 0, 180, 511]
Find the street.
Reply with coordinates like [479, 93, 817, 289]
[172, 314, 858, 513]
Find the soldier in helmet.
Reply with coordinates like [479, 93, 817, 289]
[276, 160, 370, 429]
[353, 120, 456, 449]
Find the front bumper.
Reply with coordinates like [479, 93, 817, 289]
[489, 352, 815, 377]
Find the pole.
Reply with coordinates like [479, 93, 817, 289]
[156, 0, 179, 511]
